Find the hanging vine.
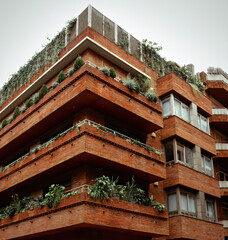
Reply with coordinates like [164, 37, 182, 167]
[0, 18, 76, 107]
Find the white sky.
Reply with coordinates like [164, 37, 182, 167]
[0, 0, 227, 89]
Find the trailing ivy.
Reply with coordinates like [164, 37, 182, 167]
[0, 184, 78, 220]
[88, 176, 165, 211]
[0, 17, 78, 107]
[140, 39, 205, 92]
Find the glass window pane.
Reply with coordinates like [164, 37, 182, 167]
[180, 193, 188, 211]
[174, 99, 181, 117]
[168, 193, 177, 212]
[163, 100, 171, 117]
[205, 157, 212, 174]
[201, 116, 208, 133]
[201, 156, 205, 171]
[207, 201, 214, 218]
[188, 196, 196, 213]
[186, 149, 193, 165]
[182, 105, 189, 122]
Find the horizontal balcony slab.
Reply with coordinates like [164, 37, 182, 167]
[0, 192, 169, 240]
[220, 181, 228, 197]
[164, 163, 221, 198]
[167, 215, 224, 240]
[0, 124, 165, 196]
[157, 72, 212, 115]
[161, 116, 216, 155]
[0, 64, 163, 160]
[206, 81, 228, 107]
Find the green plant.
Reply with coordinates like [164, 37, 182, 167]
[33, 93, 40, 104]
[100, 67, 110, 77]
[87, 176, 117, 201]
[134, 75, 151, 93]
[123, 76, 139, 92]
[109, 67, 116, 78]
[67, 67, 74, 77]
[57, 70, 67, 83]
[42, 184, 65, 208]
[25, 98, 34, 108]
[51, 81, 59, 89]
[21, 105, 27, 113]
[73, 56, 84, 71]
[118, 35, 129, 52]
[13, 106, 21, 119]
[1, 119, 8, 128]
[38, 84, 48, 99]
[145, 89, 158, 102]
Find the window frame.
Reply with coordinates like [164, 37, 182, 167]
[176, 142, 193, 166]
[161, 94, 190, 123]
[205, 198, 216, 221]
[201, 154, 213, 176]
[198, 112, 209, 134]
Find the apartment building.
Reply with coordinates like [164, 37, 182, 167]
[0, 6, 227, 240]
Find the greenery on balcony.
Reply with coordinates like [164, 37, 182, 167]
[140, 39, 205, 93]
[0, 175, 165, 220]
[88, 175, 165, 211]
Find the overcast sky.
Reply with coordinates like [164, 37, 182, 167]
[0, 0, 227, 89]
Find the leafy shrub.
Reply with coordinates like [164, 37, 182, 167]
[25, 98, 34, 108]
[87, 176, 117, 201]
[109, 67, 116, 78]
[8, 116, 14, 124]
[73, 56, 84, 71]
[51, 81, 59, 89]
[123, 77, 139, 92]
[100, 67, 110, 77]
[38, 84, 48, 99]
[88, 176, 165, 211]
[135, 75, 151, 93]
[33, 93, 40, 104]
[1, 119, 8, 128]
[21, 105, 27, 113]
[67, 67, 74, 77]
[42, 184, 65, 208]
[145, 89, 158, 102]
[57, 70, 67, 83]
[13, 106, 21, 119]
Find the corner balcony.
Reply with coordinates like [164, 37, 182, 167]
[206, 75, 228, 107]
[0, 64, 163, 161]
[210, 108, 228, 134]
[167, 215, 224, 240]
[0, 192, 169, 240]
[164, 162, 221, 198]
[0, 119, 165, 196]
[219, 220, 228, 237]
[160, 116, 216, 155]
[219, 181, 228, 196]
[157, 72, 212, 115]
[216, 142, 228, 158]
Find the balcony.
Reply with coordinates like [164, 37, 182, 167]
[0, 64, 163, 161]
[0, 191, 169, 239]
[206, 75, 228, 107]
[167, 215, 224, 240]
[160, 116, 216, 155]
[210, 108, 228, 133]
[164, 162, 221, 198]
[215, 142, 228, 158]
[157, 72, 212, 115]
[0, 119, 165, 196]
[219, 181, 228, 197]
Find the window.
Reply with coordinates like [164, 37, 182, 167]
[220, 170, 228, 181]
[162, 98, 171, 117]
[168, 193, 177, 212]
[206, 199, 215, 220]
[161, 95, 190, 122]
[174, 98, 190, 122]
[198, 113, 209, 134]
[177, 143, 193, 166]
[201, 155, 213, 176]
[180, 193, 196, 213]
